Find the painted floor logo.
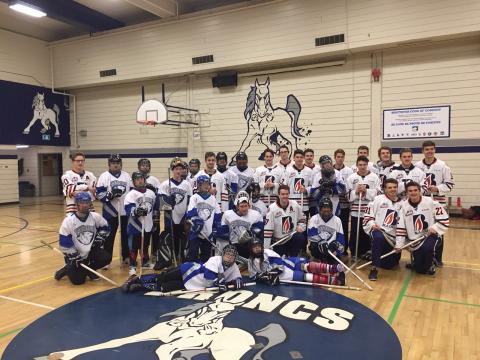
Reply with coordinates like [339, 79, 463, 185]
[4, 284, 401, 360]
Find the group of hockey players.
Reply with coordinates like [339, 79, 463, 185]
[56, 139, 452, 291]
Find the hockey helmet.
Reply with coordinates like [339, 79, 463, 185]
[196, 175, 211, 187]
[108, 153, 122, 163]
[74, 192, 92, 213]
[318, 197, 333, 210]
[236, 152, 248, 161]
[189, 158, 201, 167]
[319, 155, 332, 165]
[246, 182, 261, 202]
[249, 235, 264, 258]
[170, 157, 186, 170]
[137, 158, 150, 167]
[222, 244, 238, 268]
[131, 171, 146, 187]
[216, 152, 228, 162]
[234, 191, 250, 206]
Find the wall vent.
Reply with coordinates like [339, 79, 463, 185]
[99, 69, 117, 77]
[192, 55, 214, 65]
[315, 34, 345, 46]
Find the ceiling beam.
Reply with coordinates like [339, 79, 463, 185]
[124, 0, 177, 18]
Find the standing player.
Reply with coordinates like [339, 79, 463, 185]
[307, 198, 345, 264]
[228, 152, 255, 193]
[275, 145, 292, 179]
[304, 148, 320, 177]
[333, 149, 354, 255]
[157, 158, 193, 266]
[124, 171, 158, 275]
[254, 148, 282, 206]
[373, 146, 396, 187]
[246, 182, 268, 218]
[185, 175, 222, 263]
[310, 155, 346, 216]
[264, 185, 306, 256]
[395, 182, 449, 275]
[96, 154, 130, 264]
[351, 145, 376, 173]
[346, 156, 381, 259]
[415, 140, 454, 267]
[61, 152, 96, 215]
[186, 158, 201, 189]
[363, 178, 402, 281]
[57, 192, 111, 284]
[281, 149, 312, 213]
[194, 152, 227, 211]
[388, 148, 425, 199]
[216, 152, 238, 210]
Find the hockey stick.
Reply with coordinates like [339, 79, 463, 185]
[268, 231, 297, 249]
[167, 167, 178, 267]
[280, 279, 361, 291]
[328, 249, 373, 291]
[145, 282, 256, 297]
[354, 194, 362, 263]
[139, 205, 146, 277]
[40, 240, 119, 286]
[356, 235, 427, 270]
[117, 205, 123, 267]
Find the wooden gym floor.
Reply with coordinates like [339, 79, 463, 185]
[0, 197, 479, 360]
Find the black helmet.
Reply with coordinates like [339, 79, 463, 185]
[132, 171, 146, 183]
[222, 244, 238, 268]
[216, 152, 227, 162]
[108, 153, 121, 163]
[189, 158, 200, 167]
[319, 155, 332, 165]
[236, 152, 248, 161]
[138, 158, 151, 167]
[246, 182, 261, 201]
[318, 197, 333, 210]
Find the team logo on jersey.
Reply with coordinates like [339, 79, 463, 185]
[230, 220, 252, 243]
[238, 174, 252, 192]
[294, 178, 304, 193]
[413, 214, 428, 233]
[282, 216, 294, 234]
[196, 202, 215, 221]
[264, 175, 274, 185]
[424, 173, 436, 187]
[383, 209, 398, 227]
[74, 225, 96, 245]
[171, 188, 187, 205]
[317, 225, 335, 242]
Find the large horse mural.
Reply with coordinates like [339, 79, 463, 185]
[232, 77, 311, 161]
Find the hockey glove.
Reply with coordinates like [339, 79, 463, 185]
[92, 232, 107, 249]
[106, 191, 114, 201]
[328, 241, 339, 253]
[111, 187, 124, 198]
[214, 277, 228, 293]
[318, 242, 329, 255]
[256, 271, 280, 286]
[134, 205, 148, 217]
[190, 217, 204, 236]
[66, 252, 83, 268]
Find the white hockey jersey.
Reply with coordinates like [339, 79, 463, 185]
[59, 212, 109, 258]
[363, 194, 402, 240]
[219, 169, 238, 209]
[124, 188, 157, 234]
[306, 163, 321, 178]
[61, 170, 96, 214]
[254, 165, 283, 205]
[275, 160, 293, 180]
[186, 193, 222, 240]
[159, 178, 193, 224]
[247, 248, 295, 281]
[219, 209, 264, 245]
[96, 170, 131, 219]
[228, 166, 255, 192]
[307, 214, 345, 256]
[251, 199, 268, 218]
[373, 161, 396, 187]
[180, 256, 241, 290]
[346, 172, 381, 217]
[415, 158, 454, 205]
[311, 169, 346, 215]
[194, 169, 227, 211]
[264, 200, 305, 248]
[396, 196, 449, 249]
[388, 165, 426, 199]
[351, 161, 376, 174]
[334, 164, 354, 209]
[186, 173, 197, 190]
[281, 165, 313, 211]
[145, 174, 161, 193]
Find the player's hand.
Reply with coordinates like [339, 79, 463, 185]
[328, 241, 339, 252]
[394, 247, 402, 253]
[106, 191, 114, 201]
[372, 224, 381, 230]
[264, 182, 274, 189]
[66, 252, 83, 268]
[428, 186, 439, 193]
[209, 187, 217, 195]
[427, 227, 438, 235]
[231, 278, 245, 290]
[298, 185, 307, 193]
[296, 223, 306, 233]
[318, 242, 329, 254]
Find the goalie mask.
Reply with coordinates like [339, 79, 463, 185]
[319, 155, 335, 178]
[246, 182, 261, 202]
[222, 244, 238, 268]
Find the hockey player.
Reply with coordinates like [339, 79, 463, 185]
[61, 152, 96, 215]
[363, 178, 402, 281]
[216, 152, 238, 210]
[218, 191, 264, 258]
[57, 192, 111, 285]
[388, 148, 426, 199]
[186, 158, 201, 188]
[157, 158, 193, 267]
[247, 235, 345, 286]
[310, 155, 346, 216]
[137, 158, 161, 194]
[122, 244, 246, 293]
[124, 171, 158, 276]
[304, 148, 320, 177]
[346, 156, 381, 259]
[228, 152, 255, 193]
[264, 185, 306, 256]
[351, 146, 376, 173]
[254, 148, 282, 206]
[307, 198, 346, 264]
[395, 182, 449, 275]
[185, 175, 222, 263]
[246, 182, 268, 218]
[194, 152, 227, 211]
[415, 140, 454, 267]
[373, 146, 396, 187]
[275, 145, 292, 179]
[281, 149, 313, 213]
[333, 149, 354, 254]
[96, 154, 130, 263]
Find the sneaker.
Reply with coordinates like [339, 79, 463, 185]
[102, 264, 110, 270]
[433, 258, 444, 268]
[361, 251, 372, 261]
[154, 259, 172, 271]
[337, 272, 346, 286]
[427, 265, 436, 276]
[368, 268, 378, 281]
[88, 272, 100, 281]
[122, 275, 143, 293]
[54, 265, 68, 281]
[128, 266, 137, 276]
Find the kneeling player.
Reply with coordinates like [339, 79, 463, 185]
[57, 192, 111, 285]
[363, 178, 402, 281]
[247, 236, 345, 286]
[395, 182, 449, 275]
[307, 198, 346, 264]
[122, 245, 245, 293]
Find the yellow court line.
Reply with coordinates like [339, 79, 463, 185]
[443, 265, 480, 272]
[443, 260, 480, 267]
[0, 275, 53, 294]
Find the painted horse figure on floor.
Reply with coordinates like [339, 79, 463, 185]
[232, 77, 307, 162]
[23, 93, 61, 137]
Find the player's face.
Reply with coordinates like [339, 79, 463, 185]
[379, 149, 391, 162]
[358, 149, 369, 157]
[72, 156, 85, 172]
[206, 156, 216, 170]
[222, 253, 236, 267]
[422, 146, 435, 159]
[264, 152, 274, 166]
[320, 206, 332, 219]
[109, 161, 122, 173]
[133, 177, 145, 188]
[278, 189, 290, 206]
[139, 163, 150, 174]
[321, 161, 333, 171]
[76, 200, 91, 214]
[236, 159, 248, 168]
[407, 186, 421, 202]
[400, 152, 413, 167]
[173, 166, 183, 178]
[279, 148, 289, 161]
[304, 152, 314, 165]
[294, 154, 304, 168]
[198, 181, 211, 193]
[334, 153, 345, 166]
[189, 164, 200, 175]
[356, 161, 368, 174]
[251, 243, 262, 256]
[237, 202, 249, 216]
[385, 182, 398, 199]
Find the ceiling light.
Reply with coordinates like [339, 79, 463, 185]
[9, 2, 46, 18]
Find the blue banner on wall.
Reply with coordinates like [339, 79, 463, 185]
[0, 80, 70, 146]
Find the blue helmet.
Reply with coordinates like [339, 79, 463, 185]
[196, 175, 211, 187]
[74, 192, 92, 206]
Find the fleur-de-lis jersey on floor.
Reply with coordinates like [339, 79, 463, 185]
[307, 214, 345, 257]
[415, 158, 454, 205]
[61, 170, 96, 215]
[388, 165, 426, 199]
[124, 188, 158, 235]
[96, 170, 131, 219]
[395, 196, 449, 250]
[346, 172, 381, 218]
[254, 164, 283, 205]
[363, 194, 402, 240]
[281, 165, 313, 211]
[159, 178, 193, 224]
[264, 200, 305, 248]
[186, 193, 222, 240]
[59, 212, 109, 258]
[194, 170, 227, 211]
[219, 209, 264, 245]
